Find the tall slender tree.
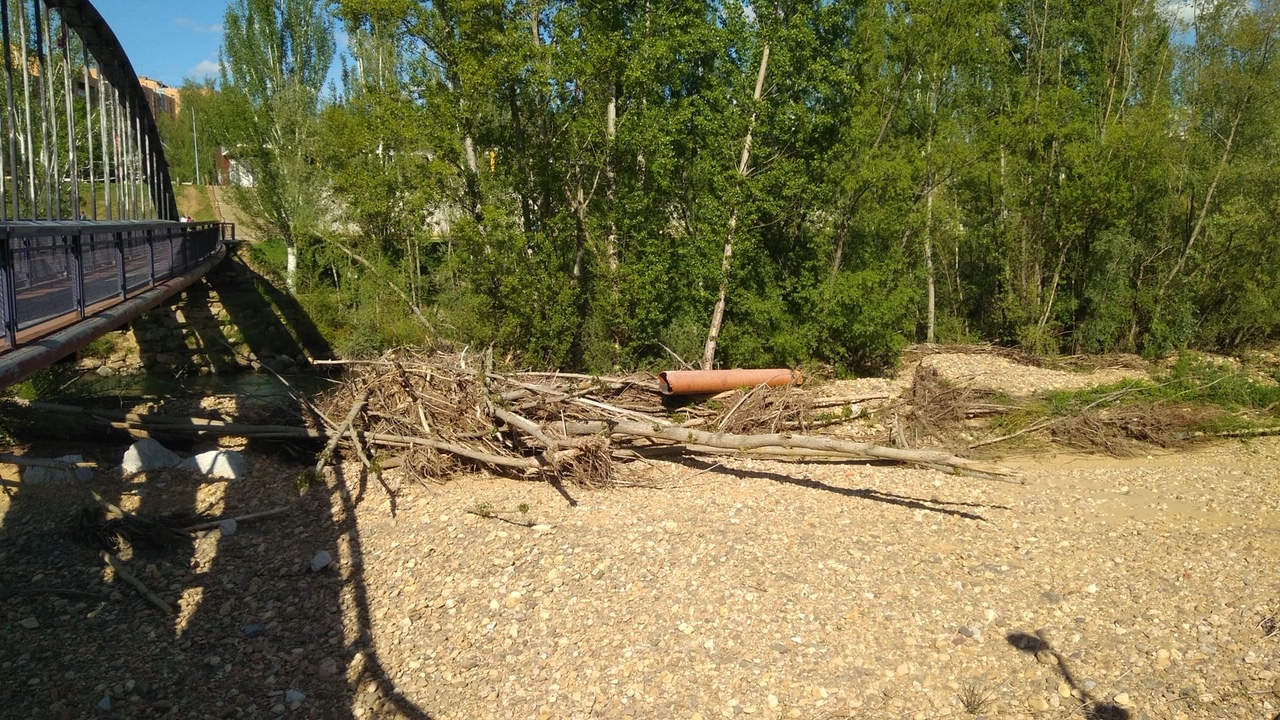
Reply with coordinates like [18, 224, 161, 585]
[219, 0, 335, 292]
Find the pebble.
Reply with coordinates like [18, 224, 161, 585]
[310, 550, 333, 573]
[317, 657, 338, 678]
[1028, 696, 1049, 711]
[1057, 682, 1072, 698]
[1113, 692, 1131, 706]
[19, 617, 39, 629]
[1035, 649, 1058, 665]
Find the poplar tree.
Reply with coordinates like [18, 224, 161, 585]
[219, 0, 335, 292]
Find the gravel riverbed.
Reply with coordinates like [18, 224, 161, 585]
[1, 353, 1277, 720]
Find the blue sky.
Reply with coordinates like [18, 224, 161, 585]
[91, 0, 1194, 90]
[92, 1, 229, 87]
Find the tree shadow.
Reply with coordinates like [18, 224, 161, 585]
[328, 461, 435, 719]
[1006, 631, 1132, 720]
[679, 458, 1007, 521]
[208, 250, 333, 367]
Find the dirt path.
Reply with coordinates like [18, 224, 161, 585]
[210, 186, 256, 243]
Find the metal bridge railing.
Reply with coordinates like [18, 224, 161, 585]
[0, 220, 232, 348]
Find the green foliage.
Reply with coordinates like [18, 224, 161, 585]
[80, 335, 118, 359]
[187, 0, 1280, 371]
[8, 363, 83, 401]
[1017, 353, 1280, 437]
[1158, 354, 1280, 413]
[155, 80, 223, 186]
[294, 469, 323, 492]
[218, 0, 336, 292]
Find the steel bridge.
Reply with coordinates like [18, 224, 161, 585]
[0, 0, 228, 388]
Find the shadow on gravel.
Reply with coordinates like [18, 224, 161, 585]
[688, 459, 1005, 521]
[330, 462, 435, 719]
[1007, 631, 1131, 720]
[0, 431, 435, 719]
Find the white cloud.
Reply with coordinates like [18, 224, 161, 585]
[174, 18, 223, 34]
[1162, 0, 1195, 25]
[190, 60, 220, 79]
[1160, 0, 1222, 28]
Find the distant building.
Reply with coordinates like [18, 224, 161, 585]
[70, 68, 181, 120]
[218, 147, 255, 187]
[138, 76, 181, 118]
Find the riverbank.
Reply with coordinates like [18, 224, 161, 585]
[1, 349, 1277, 719]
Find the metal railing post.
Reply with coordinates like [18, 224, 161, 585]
[72, 231, 85, 318]
[0, 231, 16, 346]
[115, 231, 125, 299]
[147, 226, 155, 286]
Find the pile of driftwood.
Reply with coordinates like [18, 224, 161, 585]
[0, 350, 1016, 486]
[304, 350, 1015, 486]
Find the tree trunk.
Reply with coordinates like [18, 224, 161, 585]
[1158, 99, 1247, 301]
[830, 218, 848, 279]
[570, 179, 590, 282]
[924, 179, 936, 343]
[605, 80, 619, 274]
[702, 41, 769, 371]
[285, 239, 298, 294]
[464, 134, 478, 176]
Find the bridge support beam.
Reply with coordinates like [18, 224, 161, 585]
[0, 242, 225, 388]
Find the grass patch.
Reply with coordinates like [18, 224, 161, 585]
[956, 680, 996, 715]
[174, 184, 217, 221]
[248, 237, 288, 275]
[79, 334, 118, 359]
[981, 352, 1280, 454]
[1034, 355, 1280, 422]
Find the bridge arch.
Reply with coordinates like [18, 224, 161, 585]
[0, 0, 228, 384]
[2, 0, 178, 221]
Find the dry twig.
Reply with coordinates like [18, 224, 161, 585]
[102, 551, 173, 615]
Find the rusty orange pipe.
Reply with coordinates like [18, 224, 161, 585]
[658, 368, 801, 395]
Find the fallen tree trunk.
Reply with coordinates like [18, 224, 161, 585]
[0, 454, 96, 470]
[563, 420, 1017, 482]
[9, 406, 1013, 480]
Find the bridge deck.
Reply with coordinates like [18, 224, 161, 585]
[0, 221, 232, 387]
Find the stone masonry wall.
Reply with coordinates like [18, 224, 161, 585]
[75, 254, 324, 378]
